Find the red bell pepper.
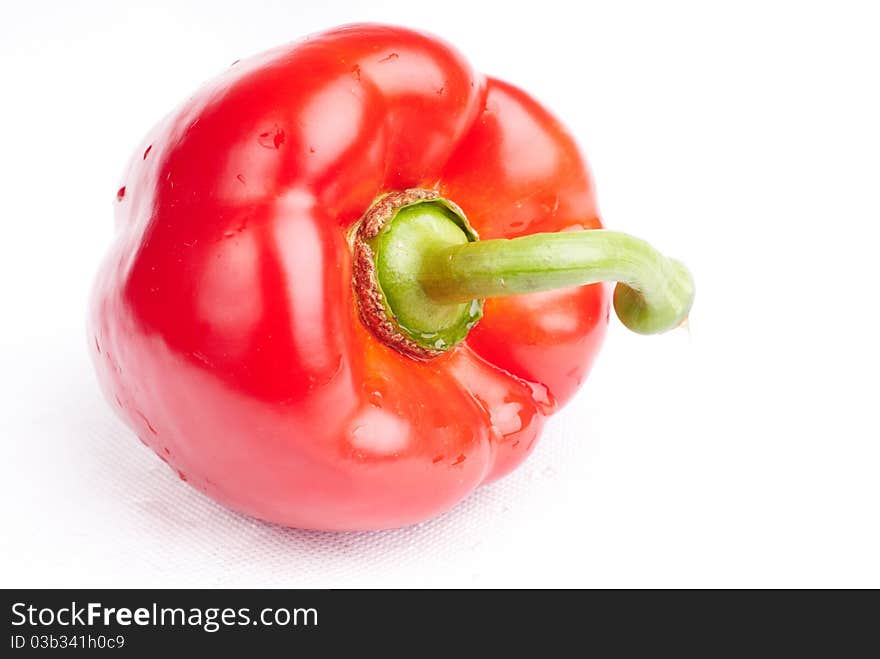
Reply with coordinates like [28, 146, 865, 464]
[90, 23, 693, 530]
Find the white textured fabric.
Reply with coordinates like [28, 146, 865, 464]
[2, 0, 879, 588]
[3, 330, 700, 588]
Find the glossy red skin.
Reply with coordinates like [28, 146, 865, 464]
[90, 24, 609, 530]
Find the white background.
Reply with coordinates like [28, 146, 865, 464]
[1, 0, 878, 587]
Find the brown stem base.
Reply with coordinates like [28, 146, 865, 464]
[352, 189, 445, 360]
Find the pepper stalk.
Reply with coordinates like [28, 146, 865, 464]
[352, 189, 694, 360]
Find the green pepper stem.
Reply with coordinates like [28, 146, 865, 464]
[420, 230, 695, 335]
[354, 192, 695, 359]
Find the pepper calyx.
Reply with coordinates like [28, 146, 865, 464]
[352, 188, 483, 360]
